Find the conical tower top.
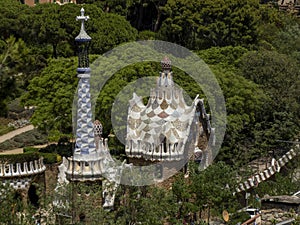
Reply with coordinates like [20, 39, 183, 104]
[75, 8, 91, 42]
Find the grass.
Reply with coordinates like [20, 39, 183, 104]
[0, 126, 14, 136]
[0, 117, 15, 136]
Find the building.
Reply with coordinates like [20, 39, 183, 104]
[56, 9, 120, 223]
[125, 56, 215, 179]
[19, 0, 76, 7]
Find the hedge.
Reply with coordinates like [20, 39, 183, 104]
[23, 146, 39, 153]
[0, 151, 60, 165]
[0, 152, 40, 164]
[39, 142, 73, 157]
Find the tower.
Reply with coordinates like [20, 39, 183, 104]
[58, 8, 104, 182]
[73, 8, 96, 157]
[56, 9, 120, 215]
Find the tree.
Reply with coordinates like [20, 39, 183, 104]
[239, 50, 300, 153]
[28, 4, 68, 59]
[0, 0, 28, 41]
[257, 6, 300, 59]
[21, 57, 78, 139]
[212, 64, 268, 165]
[158, 0, 261, 50]
[0, 37, 34, 117]
[195, 46, 268, 165]
[191, 162, 239, 217]
[87, 13, 138, 54]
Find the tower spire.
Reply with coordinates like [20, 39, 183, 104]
[75, 8, 92, 73]
[74, 8, 96, 156]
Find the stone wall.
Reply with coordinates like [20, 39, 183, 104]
[261, 208, 298, 225]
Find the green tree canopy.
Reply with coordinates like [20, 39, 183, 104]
[21, 57, 78, 138]
[87, 13, 138, 54]
[0, 0, 29, 41]
[0, 37, 35, 117]
[158, 0, 261, 50]
[239, 50, 300, 153]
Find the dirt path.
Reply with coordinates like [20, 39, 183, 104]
[0, 148, 23, 155]
[0, 125, 34, 144]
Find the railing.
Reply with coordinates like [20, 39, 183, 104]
[236, 146, 299, 193]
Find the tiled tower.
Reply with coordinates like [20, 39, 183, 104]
[73, 8, 96, 157]
[59, 8, 105, 181]
[57, 9, 120, 210]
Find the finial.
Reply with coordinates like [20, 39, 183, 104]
[77, 7, 89, 22]
[75, 8, 91, 42]
[161, 56, 171, 71]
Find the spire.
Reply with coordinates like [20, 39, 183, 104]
[75, 8, 91, 42]
[74, 8, 96, 157]
[75, 8, 91, 72]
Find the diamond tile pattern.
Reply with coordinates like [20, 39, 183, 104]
[126, 71, 198, 161]
[74, 77, 96, 155]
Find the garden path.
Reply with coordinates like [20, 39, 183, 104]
[0, 125, 34, 144]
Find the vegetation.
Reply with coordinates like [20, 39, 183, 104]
[0, 117, 14, 136]
[0, 151, 40, 163]
[0, 0, 299, 224]
[0, 129, 47, 150]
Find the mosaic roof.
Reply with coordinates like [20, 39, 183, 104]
[125, 57, 211, 162]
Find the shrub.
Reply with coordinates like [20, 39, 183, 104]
[0, 117, 15, 135]
[23, 146, 39, 153]
[40, 153, 59, 164]
[228, 211, 251, 225]
[0, 152, 40, 164]
[39, 142, 73, 158]
[138, 30, 157, 40]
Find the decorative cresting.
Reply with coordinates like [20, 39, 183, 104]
[125, 57, 214, 162]
[64, 139, 109, 181]
[74, 8, 96, 156]
[0, 158, 46, 177]
[0, 158, 46, 190]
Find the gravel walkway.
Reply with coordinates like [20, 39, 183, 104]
[0, 125, 34, 144]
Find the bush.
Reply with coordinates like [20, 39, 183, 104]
[0, 152, 40, 164]
[40, 153, 60, 164]
[138, 30, 157, 40]
[23, 146, 39, 153]
[228, 211, 251, 225]
[0, 117, 15, 135]
[39, 140, 73, 158]
[7, 98, 24, 114]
